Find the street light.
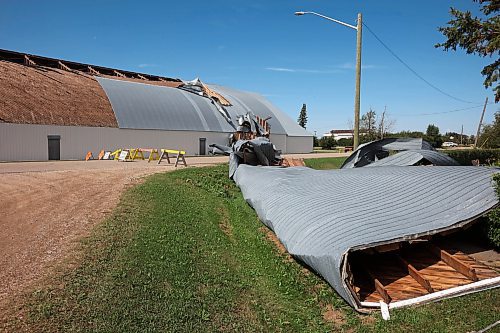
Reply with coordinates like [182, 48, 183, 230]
[295, 11, 362, 150]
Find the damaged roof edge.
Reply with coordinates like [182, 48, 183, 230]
[341, 203, 500, 311]
[233, 165, 499, 311]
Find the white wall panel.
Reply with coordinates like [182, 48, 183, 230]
[0, 124, 311, 161]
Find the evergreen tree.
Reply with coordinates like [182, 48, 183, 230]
[425, 124, 443, 147]
[297, 104, 308, 129]
[436, 0, 500, 102]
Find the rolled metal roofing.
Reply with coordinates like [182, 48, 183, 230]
[367, 150, 459, 167]
[95, 77, 311, 136]
[341, 138, 435, 169]
[233, 165, 499, 310]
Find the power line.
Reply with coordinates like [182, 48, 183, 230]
[362, 22, 478, 104]
[397, 102, 495, 117]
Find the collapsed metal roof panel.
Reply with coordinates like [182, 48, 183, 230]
[341, 138, 435, 169]
[208, 84, 312, 137]
[367, 150, 459, 167]
[233, 165, 499, 310]
[96, 77, 311, 136]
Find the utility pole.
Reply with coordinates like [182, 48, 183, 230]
[353, 13, 362, 150]
[294, 11, 362, 150]
[474, 97, 488, 148]
[460, 124, 463, 145]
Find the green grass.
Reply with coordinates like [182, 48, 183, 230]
[304, 157, 347, 169]
[3, 164, 499, 332]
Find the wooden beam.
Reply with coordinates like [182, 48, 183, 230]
[396, 255, 434, 293]
[87, 66, 100, 75]
[57, 61, 71, 71]
[374, 278, 392, 304]
[113, 70, 126, 78]
[24, 55, 36, 66]
[365, 267, 392, 304]
[427, 244, 478, 282]
[137, 74, 147, 80]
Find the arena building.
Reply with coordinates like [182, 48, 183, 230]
[0, 49, 312, 161]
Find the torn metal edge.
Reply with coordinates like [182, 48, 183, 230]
[340, 204, 500, 312]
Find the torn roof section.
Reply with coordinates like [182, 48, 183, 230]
[367, 150, 459, 167]
[341, 138, 435, 169]
[233, 164, 499, 311]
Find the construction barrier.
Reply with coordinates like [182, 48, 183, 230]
[85, 151, 93, 161]
[158, 149, 187, 167]
[97, 150, 105, 160]
[118, 149, 131, 161]
[110, 149, 122, 160]
[129, 148, 145, 160]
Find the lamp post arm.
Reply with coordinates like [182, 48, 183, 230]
[303, 11, 358, 30]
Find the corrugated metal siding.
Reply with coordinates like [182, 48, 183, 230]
[0, 123, 303, 161]
[286, 136, 313, 154]
[233, 165, 499, 309]
[367, 150, 459, 167]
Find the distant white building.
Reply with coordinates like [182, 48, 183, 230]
[323, 130, 355, 140]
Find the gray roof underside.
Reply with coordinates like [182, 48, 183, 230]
[341, 138, 435, 169]
[367, 150, 459, 167]
[233, 165, 499, 309]
[95, 77, 311, 136]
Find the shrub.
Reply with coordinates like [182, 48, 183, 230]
[486, 174, 500, 249]
[319, 136, 337, 150]
[444, 149, 500, 166]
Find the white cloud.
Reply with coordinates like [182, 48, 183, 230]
[265, 67, 341, 74]
[138, 63, 158, 68]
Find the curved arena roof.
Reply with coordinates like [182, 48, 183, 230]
[96, 77, 311, 136]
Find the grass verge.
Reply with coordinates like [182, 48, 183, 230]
[3, 164, 499, 332]
[304, 157, 347, 170]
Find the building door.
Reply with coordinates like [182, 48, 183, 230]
[199, 138, 206, 156]
[48, 135, 60, 160]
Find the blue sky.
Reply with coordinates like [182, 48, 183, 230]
[1, 0, 497, 136]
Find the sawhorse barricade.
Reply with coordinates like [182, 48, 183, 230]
[158, 149, 187, 167]
[129, 148, 145, 160]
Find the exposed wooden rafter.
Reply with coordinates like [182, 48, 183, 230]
[427, 244, 478, 281]
[24, 55, 36, 66]
[57, 61, 71, 71]
[87, 66, 100, 76]
[396, 255, 434, 293]
[113, 70, 126, 78]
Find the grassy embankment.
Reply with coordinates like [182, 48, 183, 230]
[3, 159, 499, 332]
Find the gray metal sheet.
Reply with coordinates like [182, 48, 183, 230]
[208, 84, 312, 137]
[96, 77, 311, 137]
[233, 165, 499, 310]
[96, 77, 233, 132]
[341, 138, 435, 169]
[367, 150, 459, 167]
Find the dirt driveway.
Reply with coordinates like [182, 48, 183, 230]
[0, 152, 346, 317]
[0, 157, 228, 315]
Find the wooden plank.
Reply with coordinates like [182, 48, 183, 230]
[374, 278, 392, 304]
[113, 70, 126, 78]
[365, 267, 392, 304]
[87, 66, 100, 75]
[24, 55, 36, 66]
[396, 255, 434, 293]
[57, 61, 71, 71]
[427, 244, 478, 282]
[137, 74, 147, 80]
